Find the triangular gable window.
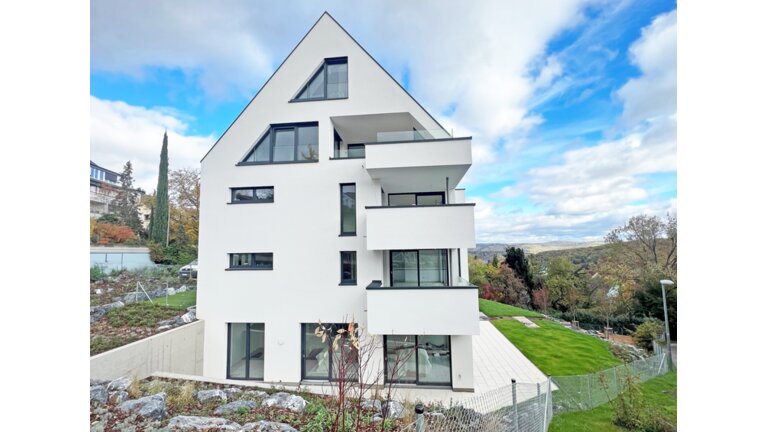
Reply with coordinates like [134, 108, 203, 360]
[293, 57, 348, 101]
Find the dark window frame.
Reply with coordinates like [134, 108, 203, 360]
[227, 253, 274, 270]
[301, 323, 359, 382]
[339, 183, 356, 236]
[239, 122, 319, 165]
[291, 57, 349, 102]
[383, 335, 452, 386]
[339, 251, 357, 285]
[387, 192, 445, 206]
[226, 323, 265, 381]
[230, 186, 274, 204]
[389, 249, 449, 287]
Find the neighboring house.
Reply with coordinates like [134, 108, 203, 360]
[198, 13, 478, 392]
[90, 160, 146, 223]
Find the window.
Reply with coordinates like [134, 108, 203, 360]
[384, 335, 451, 385]
[227, 323, 265, 380]
[333, 129, 365, 159]
[302, 323, 358, 381]
[242, 123, 319, 164]
[347, 144, 365, 158]
[294, 57, 348, 101]
[228, 253, 273, 270]
[340, 184, 356, 235]
[340, 251, 357, 285]
[390, 249, 449, 287]
[231, 187, 274, 204]
[388, 192, 445, 206]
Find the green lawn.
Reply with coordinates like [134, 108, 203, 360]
[492, 318, 621, 376]
[155, 289, 197, 309]
[479, 299, 543, 318]
[549, 371, 677, 432]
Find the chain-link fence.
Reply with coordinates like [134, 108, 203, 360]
[551, 353, 670, 414]
[401, 353, 670, 431]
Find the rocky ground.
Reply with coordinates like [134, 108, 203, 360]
[90, 376, 415, 431]
[91, 268, 197, 307]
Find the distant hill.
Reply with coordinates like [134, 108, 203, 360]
[470, 241, 605, 263]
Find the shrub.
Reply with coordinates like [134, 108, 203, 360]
[90, 335, 138, 355]
[633, 318, 663, 352]
[90, 265, 105, 282]
[94, 222, 135, 245]
[106, 302, 183, 327]
[612, 373, 644, 430]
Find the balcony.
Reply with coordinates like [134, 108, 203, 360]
[366, 280, 480, 335]
[364, 204, 476, 250]
[364, 135, 472, 191]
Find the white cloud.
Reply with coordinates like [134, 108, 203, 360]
[617, 10, 677, 125]
[90, 96, 215, 192]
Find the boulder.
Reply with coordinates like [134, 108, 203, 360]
[107, 376, 132, 392]
[222, 387, 242, 398]
[110, 391, 130, 405]
[213, 400, 257, 415]
[118, 392, 166, 420]
[95, 288, 103, 295]
[241, 421, 299, 431]
[361, 399, 382, 412]
[122, 293, 146, 304]
[90, 385, 108, 406]
[241, 390, 268, 401]
[166, 287, 176, 296]
[167, 415, 241, 431]
[261, 392, 307, 413]
[196, 389, 228, 402]
[382, 400, 405, 419]
[180, 310, 196, 323]
[176, 285, 188, 293]
[90, 378, 109, 386]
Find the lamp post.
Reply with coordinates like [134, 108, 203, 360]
[660, 279, 675, 369]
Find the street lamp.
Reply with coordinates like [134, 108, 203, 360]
[660, 279, 675, 369]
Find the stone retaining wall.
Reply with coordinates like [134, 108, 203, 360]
[90, 320, 204, 381]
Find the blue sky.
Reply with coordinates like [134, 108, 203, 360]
[90, 0, 677, 243]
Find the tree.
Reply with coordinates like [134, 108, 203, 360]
[112, 160, 143, 232]
[605, 214, 677, 272]
[504, 246, 535, 301]
[469, 255, 490, 287]
[490, 254, 500, 268]
[150, 132, 170, 245]
[169, 168, 200, 245]
[545, 256, 579, 313]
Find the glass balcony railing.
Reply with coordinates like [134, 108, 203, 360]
[375, 129, 453, 143]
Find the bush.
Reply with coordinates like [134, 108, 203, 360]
[611, 372, 675, 432]
[633, 318, 663, 352]
[549, 309, 645, 334]
[93, 222, 135, 245]
[106, 302, 183, 327]
[90, 265, 105, 282]
[149, 241, 197, 265]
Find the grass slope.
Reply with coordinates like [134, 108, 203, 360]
[492, 318, 621, 376]
[479, 299, 542, 318]
[549, 371, 677, 432]
[157, 290, 197, 309]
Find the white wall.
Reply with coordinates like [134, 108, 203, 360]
[90, 321, 204, 381]
[367, 288, 480, 335]
[365, 205, 476, 250]
[198, 14, 475, 388]
[450, 335, 475, 391]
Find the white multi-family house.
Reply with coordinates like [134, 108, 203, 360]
[198, 12, 478, 392]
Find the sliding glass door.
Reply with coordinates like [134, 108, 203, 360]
[301, 323, 359, 381]
[384, 335, 451, 386]
[390, 249, 449, 287]
[227, 323, 265, 380]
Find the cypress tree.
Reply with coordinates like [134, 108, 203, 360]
[114, 161, 142, 231]
[150, 132, 169, 245]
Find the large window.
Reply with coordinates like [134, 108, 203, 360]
[390, 250, 449, 287]
[384, 335, 451, 385]
[228, 253, 273, 270]
[294, 57, 348, 101]
[302, 323, 358, 381]
[242, 123, 319, 164]
[340, 183, 356, 235]
[227, 323, 265, 380]
[388, 192, 445, 206]
[340, 251, 357, 285]
[231, 186, 274, 204]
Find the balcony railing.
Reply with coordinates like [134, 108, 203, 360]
[364, 204, 476, 250]
[366, 279, 480, 335]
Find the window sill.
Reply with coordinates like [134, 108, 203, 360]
[339, 282, 357, 286]
[338, 233, 357, 237]
[329, 156, 365, 160]
[289, 96, 348, 103]
[228, 201, 274, 205]
[237, 160, 319, 167]
[225, 267, 273, 271]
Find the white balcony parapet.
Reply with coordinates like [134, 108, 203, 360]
[364, 204, 476, 250]
[366, 279, 480, 336]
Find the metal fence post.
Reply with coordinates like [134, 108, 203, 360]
[414, 404, 425, 432]
[511, 379, 519, 432]
[586, 375, 593, 408]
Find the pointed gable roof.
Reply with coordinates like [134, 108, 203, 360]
[201, 12, 449, 163]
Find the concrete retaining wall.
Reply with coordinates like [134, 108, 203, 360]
[90, 320, 204, 381]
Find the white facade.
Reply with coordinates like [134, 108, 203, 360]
[198, 13, 478, 391]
